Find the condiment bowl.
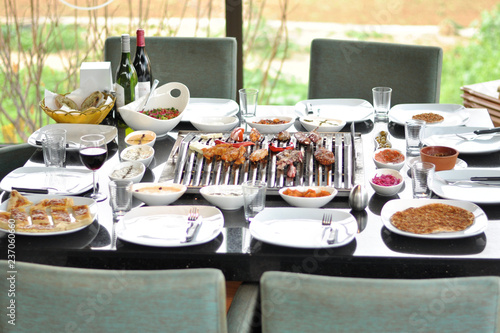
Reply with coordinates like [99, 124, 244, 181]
[373, 148, 405, 171]
[299, 116, 346, 133]
[420, 146, 458, 171]
[120, 144, 155, 167]
[118, 82, 189, 137]
[190, 116, 239, 132]
[200, 185, 244, 210]
[245, 116, 294, 134]
[369, 168, 404, 196]
[131, 182, 187, 206]
[125, 130, 156, 147]
[279, 186, 338, 208]
[109, 161, 146, 184]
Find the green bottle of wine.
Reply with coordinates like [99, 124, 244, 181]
[115, 34, 138, 127]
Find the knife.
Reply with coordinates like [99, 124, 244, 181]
[470, 177, 500, 181]
[11, 187, 49, 194]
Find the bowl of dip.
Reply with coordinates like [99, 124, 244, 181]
[200, 185, 244, 210]
[373, 148, 405, 171]
[120, 144, 155, 167]
[131, 182, 187, 206]
[125, 130, 156, 147]
[369, 168, 404, 196]
[299, 116, 346, 133]
[109, 161, 146, 184]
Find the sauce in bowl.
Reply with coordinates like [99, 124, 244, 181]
[374, 149, 404, 164]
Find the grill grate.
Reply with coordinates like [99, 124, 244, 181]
[159, 131, 364, 196]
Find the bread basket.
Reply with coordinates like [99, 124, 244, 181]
[40, 92, 115, 124]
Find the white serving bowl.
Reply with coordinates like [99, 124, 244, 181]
[279, 186, 337, 208]
[124, 130, 156, 147]
[131, 182, 187, 206]
[245, 116, 294, 134]
[369, 168, 404, 196]
[373, 148, 405, 171]
[200, 185, 244, 210]
[108, 161, 146, 184]
[299, 116, 346, 133]
[120, 144, 155, 167]
[118, 82, 190, 137]
[190, 116, 239, 132]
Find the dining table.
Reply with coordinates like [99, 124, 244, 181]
[1, 106, 500, 283]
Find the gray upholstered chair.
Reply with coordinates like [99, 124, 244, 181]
[308, 39, 443, 106]
[104, 36, 238, 100]
[0, 143, 36, 181]
[0, 261, 228, 332]
[260, 271, 500, 333]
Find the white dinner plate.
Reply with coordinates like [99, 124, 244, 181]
[423, 126, 500, 154]
[432, 169, 500, 204]
[294, 99, 373, 123]
[381, 199, 487, 239]
[28, 123, 117, 150]
[0, 194, 97, 236]
[182, 98, 239, 122]
[249, 208, 357, 248]
[1, 167, 93, 195]
[116, 205, 224, 247]
[389, 103, 468, 126]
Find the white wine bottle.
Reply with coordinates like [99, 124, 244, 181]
[115, 34, 138, 126]
[133, 29, 153, 99]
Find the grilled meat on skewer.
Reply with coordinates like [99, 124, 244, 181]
[249, 128, 262, 143]
[294, 132, 311, 145]
[314, 147, 335, 166]
[249, 148, 268, 163]
[221, 146, 247, 165]
[276, 150, 303, 170]
[287, 163, 297, 178]
[308, 130, 322, 144]
[277, 130, 291, 142]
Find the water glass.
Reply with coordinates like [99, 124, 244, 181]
[372, 87, 392, 117]
[239, 88, 259, 119]
[411, 162, 435, 199]
[242, 180, 267, 222]
[405, 119, 426, 157]
[42, 128, 66, 167]
[108, 180, 133, 218]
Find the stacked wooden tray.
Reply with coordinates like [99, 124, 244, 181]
[461, 80, 500, 126]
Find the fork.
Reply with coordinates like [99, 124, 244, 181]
[184, 208, 200, 242]
[441, 179, 500, 187]
[321, 213, 337, 244]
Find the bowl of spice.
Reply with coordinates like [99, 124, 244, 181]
[373, 148, 405, 171]
[120, 144, 155, 167]
[109, 161, 145, 183]
[118, 82, 189, 137]
[369, 168, 404, 196]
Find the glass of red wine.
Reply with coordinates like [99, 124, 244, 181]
[79, 134, 108, 201]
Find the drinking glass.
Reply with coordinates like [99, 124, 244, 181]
[79, 134, 108, 201]
[372, 87, 392, 118]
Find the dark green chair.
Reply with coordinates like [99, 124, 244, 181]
[308, 39, 443, 106]
[104, 36, 238, 100]
[260, 271, 500, 333]
[0, 143, 36, 181]
[0, 260, 229, 332]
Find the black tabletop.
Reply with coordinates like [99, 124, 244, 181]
[1, 112, 500, 282]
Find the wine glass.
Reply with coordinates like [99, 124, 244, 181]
[79, 134, 108, 201]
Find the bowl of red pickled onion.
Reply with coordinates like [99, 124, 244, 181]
[369, 168, 404, 196]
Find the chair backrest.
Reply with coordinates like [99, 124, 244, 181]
[308, 39, 443, 106]
[0, 260, 227, 332]
[260, 271, 500, 333]
[104, 36, 238, 101]
[0, 143, 36, 181]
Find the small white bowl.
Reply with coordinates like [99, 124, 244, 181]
[245, 116, 294, 134]
[124, 130, 156, 147]
[200, 185, 244, 210]
[369, 168, 404, 196]
[131, 182, 187, 206]
[120, 144, 155, 167]
[190, 116, 239, 132]
[373, 148, 405, 171]
[279, 186, 337, 208]
[299, 116, 346, 133]
[109, 161, 146, 184]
